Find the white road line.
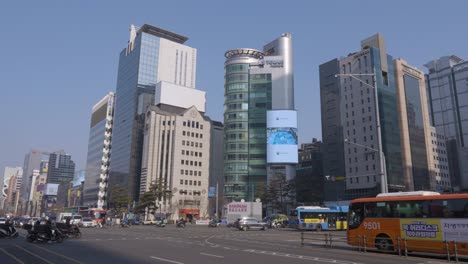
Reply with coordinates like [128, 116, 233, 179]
[200, 253, 224, 258]
[150, 256, 184, 264]
[0, 247, 25, 264]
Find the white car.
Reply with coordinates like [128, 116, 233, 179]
[0, 218, 6, 224]
[71, 215, 83, 226]
[81, 218, 97, 228]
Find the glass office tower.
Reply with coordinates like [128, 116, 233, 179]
[223, 34, 297, 202]
[110, 24, 196, 202]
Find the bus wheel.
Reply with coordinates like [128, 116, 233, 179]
[316, 225, 322, 232]
[375, 235, 393, 252]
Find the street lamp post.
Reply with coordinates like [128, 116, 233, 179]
[335, 70, 388, 193]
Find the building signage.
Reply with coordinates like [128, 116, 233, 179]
[228, 203, 248, 213]
[208, 187, 216, 198]
[266, 110, 298, 164]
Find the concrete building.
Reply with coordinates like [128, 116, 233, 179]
[140, 103, 211, 220]
[30, 161, 48, 217]
[425, 56, 468, 191]
[110, 24, 197, 202]
[223, 33, 297, 203]
[320, 34, 404, 200]
[83, 92, 115, 209]
[429, 127, 451, 191]
[46, 151, 75, 184]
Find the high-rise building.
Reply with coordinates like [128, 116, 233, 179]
[320, 34, 404, 200]
[20, 149, 49, 203]
[394, 59, 449, 192]
[110, 24, 197, 202]
[425, 56, 468, 191]
[83, 92, 115, 208]
[46, 151, 75, 184]
[429, 127, 451, 191]
[140, 103, 211, 220]
[223, 33, 297, 202]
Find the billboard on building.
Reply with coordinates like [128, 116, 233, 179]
[266, 110, 298, 164]
[44, 183, 59, 196]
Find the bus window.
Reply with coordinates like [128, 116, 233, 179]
[348, 203, 363, 229]
[446, 198, 468, 218]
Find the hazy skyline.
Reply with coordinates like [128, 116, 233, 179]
[1, 0, 467, 171]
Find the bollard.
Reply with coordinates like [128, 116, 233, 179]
[445, 241, 450, 262]
[324, 233, 329, 247]
[397, 238, 401, 256]
[363, 236, 367, 253]
[453, 241, 458, 263]
[329, 233, 333, 248]
[301, 232, 304, 246]
[404, 238, 408, 257]
[357, 235, 361, 252]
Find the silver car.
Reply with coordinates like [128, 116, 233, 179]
[238, 217, 268, 231]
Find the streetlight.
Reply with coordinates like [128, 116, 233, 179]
[335, 70, 388, 194]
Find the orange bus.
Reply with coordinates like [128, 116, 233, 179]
[79, 208, 107, 224]
[347, 191, 468, 255]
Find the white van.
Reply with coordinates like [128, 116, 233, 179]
[71, 215, 83, 226]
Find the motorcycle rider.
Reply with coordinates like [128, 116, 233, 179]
[45, 219, 54, 240]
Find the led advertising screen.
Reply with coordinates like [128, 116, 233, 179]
[45, 183, 59, 196]
[266, 110, 298, 164]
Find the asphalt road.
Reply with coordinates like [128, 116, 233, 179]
[0, 225, 458, 264]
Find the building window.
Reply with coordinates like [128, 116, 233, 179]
[182, 131, 186, 136]
[182, 150, 185, 155]
[181, 169, 184, 175]
[180, 180, 183, 184]
[181, 160, 184, 165]
[182, 140, 185, 146]
[183, 121, 186, 126]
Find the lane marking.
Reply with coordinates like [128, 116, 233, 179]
[0, 247, 25, 264]
[14, 245, 55, 264]
[200, 253, 224, 258]
[29, 243, 84, 264]
[150, 256, 184, 264]
[243, 249, 363, 264]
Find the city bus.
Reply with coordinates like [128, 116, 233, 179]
[291, 206, 348, 231]
[347, 191, 468, 255]
[79, 208, 107, 224]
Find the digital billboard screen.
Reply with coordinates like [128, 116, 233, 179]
[266, 110, 298, 164]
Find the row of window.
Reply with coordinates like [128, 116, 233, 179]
[180, 169, 202, 176]
[178, 190, 202, 196]
[178, 199, 201, 205]
[348, 164, 377, 174]
[431, 140, 446, 147]
[433, 155, 447, 162]
[181, 150, 203, 157]
[181, 160, 203, 167]
[182, 131, 204, 139]
[179, 179, 202, 186]
[182, 140, 203, 148]
[161, 120, 175, 126]
[182, 120, 203, 130]
[349, 175, 377, 184]
[347, 125, 374, 136]
[434, 164, 448, 170]
[432, 147, 446, 155]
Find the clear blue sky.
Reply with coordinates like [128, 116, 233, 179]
[1, 0, 467, 171]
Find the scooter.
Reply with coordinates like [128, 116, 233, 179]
[55, 223, 81, 238]
[0, 222, 19, 239]
[208, 220, 219, 228]
[25, 224, 64, 243]
[155, 220, 166, 228]
[120, 219, 130, 228]
[176, 220, 185, 228]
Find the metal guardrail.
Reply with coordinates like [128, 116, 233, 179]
[300, 231, 467, 262]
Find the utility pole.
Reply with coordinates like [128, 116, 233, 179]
[215, 182, 219, 218]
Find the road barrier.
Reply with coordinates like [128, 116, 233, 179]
[300, 231, 468, 262]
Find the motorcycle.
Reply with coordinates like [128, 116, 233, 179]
[208, 220, 219, 228]
[176, 220, 185, 228]
[0, 221, 19, 239]
[120, 219, 130, 228]
[155, 220, 166, 228]
[25, 224, 64, 243]
[55, 223, 81, 238]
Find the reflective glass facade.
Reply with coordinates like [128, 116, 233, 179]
[403, 75, 429, 190]
[224, 63, 250, 200]
[110, 32, 160, 201]
[371, 48, 404, 190]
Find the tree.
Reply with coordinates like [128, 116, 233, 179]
[264, 174, 296, 214]
[134, 178, 173, 215]
[109, 185, 132, 214]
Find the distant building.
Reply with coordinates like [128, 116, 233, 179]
[83, 92, 115, 209]
[46, 151, 75, 184]
[296, 139, 323, 204]
[110, 24, 197, 202]
[1, 167, 23, 210]
[20, 149, 49, 204]
[425, 56, 468, 191]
